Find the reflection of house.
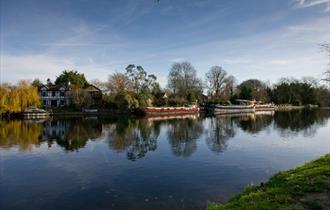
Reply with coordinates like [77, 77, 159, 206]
[42, 120, 70, 141]
[39, 79, 102, 108]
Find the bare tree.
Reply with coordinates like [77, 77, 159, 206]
[107, 72, 132, 94]
[205, 66, 236, 101]
[168, 61, 202, 98]
[320, 43, 330, 83]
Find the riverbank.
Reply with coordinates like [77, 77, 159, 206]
[207, 154, 330, 210]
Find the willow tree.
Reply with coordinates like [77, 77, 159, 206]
[0, 80, 40, 114]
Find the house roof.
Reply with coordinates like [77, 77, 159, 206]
[39, 84, 70, 91]
[84, 84, 101, 92]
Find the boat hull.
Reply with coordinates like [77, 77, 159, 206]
[255, 104, 275, 111]
[213, 105, 255, 114]
[140, 107, 200, 115]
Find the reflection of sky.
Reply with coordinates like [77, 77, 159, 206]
[0, 114, 329, 210]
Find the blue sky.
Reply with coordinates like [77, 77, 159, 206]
[0, 0, 329, 86]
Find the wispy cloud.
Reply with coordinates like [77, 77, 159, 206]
[294, 0, 330, 12]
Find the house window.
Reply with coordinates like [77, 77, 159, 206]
[60, 100, 65, 106]
[52, 91, 55, 97]
[60, 91, 65, 97]
[42, 91, 47, 97]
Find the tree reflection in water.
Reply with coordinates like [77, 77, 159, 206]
[42, 118, 103, 151]
[106, 118, 160, 161]
[1, 110, 330, 158]
[205, 116, 236, 154]
[274, 109, 330, 137]
[167, 118, 204, 157]
[235, 113, 273, 134]
[0, 120, 43, 151]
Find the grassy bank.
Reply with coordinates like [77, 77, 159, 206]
[207, 154, 330, 210]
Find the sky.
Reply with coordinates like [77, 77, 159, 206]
[0, 0, 329, 87]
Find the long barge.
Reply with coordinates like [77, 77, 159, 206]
[214, 104, 255, 114]
[255, 104, 275, 111]
[139, 106, 200, 115]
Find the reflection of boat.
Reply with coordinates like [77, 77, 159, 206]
[214, 104, 255, 114]
[140, 106, 200, 115]
[24, 118, 50, 124]
[23, 107, 50, 119]
[215, 112, 255, 118]
[215, 110, 275, 118]
[255, 110, 275, 116]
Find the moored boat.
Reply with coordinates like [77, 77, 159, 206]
[255, 103, 275, 111]
[214, 104, 255, 114]
[23, 107, 50, 119]
[140, 106, 200, 115]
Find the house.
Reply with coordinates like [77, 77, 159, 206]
[83, 84, 102, 106]
[38, 79, 102, 109]
[39, 80, 71, 108]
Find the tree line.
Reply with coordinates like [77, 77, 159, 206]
[1, 61, 330, 113]
[97, 61, 330, 110]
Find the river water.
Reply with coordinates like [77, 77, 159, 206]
[0, 110, 329, 210]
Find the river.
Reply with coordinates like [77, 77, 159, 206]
[0, 109, 329, 210]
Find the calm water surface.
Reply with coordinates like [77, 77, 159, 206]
[0, 110, 330, 210]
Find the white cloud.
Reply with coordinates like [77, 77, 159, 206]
[156, 16, 329, 83]
[294, 0, 330, 11]
[0, 54, 75, 83]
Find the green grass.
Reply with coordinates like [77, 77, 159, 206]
[207, 154, 330, 210]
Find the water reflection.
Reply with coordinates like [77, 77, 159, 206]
[1, 110, 329, 210]
[234, 112, 273, 134]
[0, 120, 43, 151]
[167, 118, 204, 157]
[206, 116, 236, 154]
[1, 110, 329, 158]
[106, 118, 160, 160]
[273, 109, 330, 137]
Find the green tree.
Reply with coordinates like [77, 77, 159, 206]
[272, 78, 318, 105]
[238, 79, 270, 102]
[31, 78, 43, 87]
[125, 64, 159, 107]
[55, 70, 88, 88]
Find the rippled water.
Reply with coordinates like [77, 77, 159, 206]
[0, 110, 329, 210]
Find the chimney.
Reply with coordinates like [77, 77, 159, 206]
[47, 78, 52, 86]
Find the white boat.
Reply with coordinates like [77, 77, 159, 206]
[23, 107, 50, 119]
[214, 104, 255, 114]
